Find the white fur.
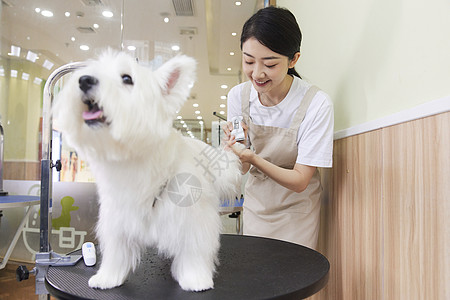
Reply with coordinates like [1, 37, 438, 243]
[53, 50, 241, 291]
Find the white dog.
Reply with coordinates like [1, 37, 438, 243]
[53, 50, 241, 291]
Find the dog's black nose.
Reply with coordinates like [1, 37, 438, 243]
[79, 75, 98, 93]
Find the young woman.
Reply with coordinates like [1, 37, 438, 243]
[224, 6, 334, 249]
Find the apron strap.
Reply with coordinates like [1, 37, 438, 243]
[289, 85, 321, 130]
[240, 81, 252, 125]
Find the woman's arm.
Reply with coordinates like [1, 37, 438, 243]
[227, 136, 316, 193]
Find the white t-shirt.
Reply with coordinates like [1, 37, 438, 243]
[227, 76, 334, 168]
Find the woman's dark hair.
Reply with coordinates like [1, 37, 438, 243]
[240, 6, 302, 78]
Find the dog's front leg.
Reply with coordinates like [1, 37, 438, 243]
[88, 212, 136, 289]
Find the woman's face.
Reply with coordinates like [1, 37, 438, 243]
[242, 37, 299, 97]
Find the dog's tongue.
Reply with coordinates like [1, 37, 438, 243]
[82, 110, 103, 121]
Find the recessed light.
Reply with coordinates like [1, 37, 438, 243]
[9, 45, 21, 57]
[41, 10, 53, 17]
[34, 77, 43, 85]
[220, 104, 226, 108]
[235, 1, 242, 6]
[35, 8, 41, 13]
[180, 120, 185, 124]
[93, 23, 99, 29]
[164, 17, 169, 23]
[197, 116, 203, 120]
[42, 59, 54, 70]
[199, 121, 204, 125]
[221, 96, 227, 100]
[177, 116, 182, 119]
[193, 103, 199, 107]
[22, 73, 30, 81]
[227, 67, 231, 71]
[221, 85, 228, 89]
[183, 124, 187, 128]
[219, 111, 225, 115]
[171, 45, 180, 51]
[80, 45, 90, 51]
[195, 110, 200, 114]
[102, 10, 113, 18]
[26, 51, 38, 62]
[65, 12, 71, 17]
[232, 32, 237, 36]
[11, 70, 18, 78]
[229, 52, 235, 56]
[71, 37, 76, 42]
[127, 45, 136, 51]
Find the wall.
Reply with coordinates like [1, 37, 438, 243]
[309, 112, 449, 299]
[278, 0, 450, 131]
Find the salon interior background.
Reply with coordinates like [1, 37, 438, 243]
[1, 0, 449, 299]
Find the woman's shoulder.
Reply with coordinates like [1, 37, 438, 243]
[292, 77, 333, 108]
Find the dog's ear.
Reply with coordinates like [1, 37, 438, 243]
[156, 55, 196, 97]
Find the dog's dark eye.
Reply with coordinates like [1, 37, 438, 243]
[121, 74, 133, 85]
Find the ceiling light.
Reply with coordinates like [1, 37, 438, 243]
[199, 121, 204, 125]
[22, 73, 30, 81]
[0, 67, 4, 77]
[232, 32, 237, 36]
[164, 17, 169, 23]
[235, 1, 242, 6]
[35, 8, 41, 13]
[11, 70, 18, 78]
[71, 37, 76, 42]
[221, 96, 227, 100]
[220, 111, 225, 115]
[193, 103, 199, 107]
[195, 110, 200, 114]
[34, 77, 43, 85]
[230, 52, 235, 56]
[80, 45, 90, 51]
[93, 23, 100, 29]
[221, 85, 228, 89]
[180, 120, 185, 124]
[42, 59, 54, 70]
[227, 68, 231, 71]
[41, 10, 53, 17]
[127, 45, 136, 51]
[102, 10, 114, 18]
[9, 45, 21, 57]
[171, 45, 180, 51]
[177, 116, 182, 119]
[220, 104, 226, 108]
[197, 116, 203, 120]
[183, 124, 187, 128]
[26, 51, 38, 62]
[65, 12, 70, 17]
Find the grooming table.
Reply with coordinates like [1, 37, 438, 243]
[45, 234, 329, 299]
[0, 195, 40, 269]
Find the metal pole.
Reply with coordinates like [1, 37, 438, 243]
[37, 62, 85, 295]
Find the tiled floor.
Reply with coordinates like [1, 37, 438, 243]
[0, 261, 56, 300]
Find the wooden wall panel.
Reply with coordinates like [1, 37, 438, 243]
[308, 111, 449, 300]
[311, 131, 383, 300]
[3, 161, 40, 180]
[382, 112, 449, 300]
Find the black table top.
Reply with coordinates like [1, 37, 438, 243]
[45, 234, 329, 300]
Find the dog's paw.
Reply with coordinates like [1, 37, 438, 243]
[88, 273, 124, 289]
[177, 273, 214, 292]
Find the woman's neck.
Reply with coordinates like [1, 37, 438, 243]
[258, 75, 294, 107]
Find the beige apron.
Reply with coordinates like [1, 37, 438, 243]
[241, 81, 322, 249]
